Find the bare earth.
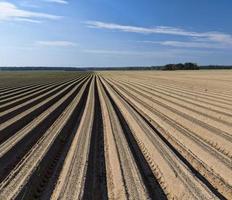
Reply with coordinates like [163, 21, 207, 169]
[0, 70, 231, 200]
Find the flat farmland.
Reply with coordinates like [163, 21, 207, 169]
[0, 70, 231, 200]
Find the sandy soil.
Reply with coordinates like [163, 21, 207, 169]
[0, 70, 231, 200]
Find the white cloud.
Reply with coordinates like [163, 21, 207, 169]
[13, 18, 41, 23]
[43, 0, 68, 4]
[84, 49, 151, 55]
[85, 21, 232, 44]
[36, 40, 77, 47]
[83, 49, 210, 57]
[141, 40, 231, 49]
[0, 2, 61, 22]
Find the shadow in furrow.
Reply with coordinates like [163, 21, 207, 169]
[101, 80, 167, 200]
[0, 84, 46, 102]
[108, 80, 227, 200]
[0, 77, 85, 145]
[83, 77, 108, 200]
[0, 78, 87, 182]
[0, 77, 79, 106]
[0, 77, 82, 121]
[15, 77, 92, 200]
[0, 83, 44, 99]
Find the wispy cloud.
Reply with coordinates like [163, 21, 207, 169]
[83, 49, 210, 57]
[84, 49, 151, 56]
[0, 2, 61, 22]
[85, 21, 232, 44]
[36, 40, 77, 47]
[43, 0, 68, 4]
[141, 40, 231, 49]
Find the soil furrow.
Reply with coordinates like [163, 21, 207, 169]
[0, 77, 90, 200]
[15, 77, 91, 200]
[0, 77, 87, 144]
[105, 77, 231, 199]
[51, 77, 95, 200]
[82, 76, 108, 200]
[0, 77, 79, 105]
[98, 77, 150, 199]
[0, 77, 90, 182]
[101, 78, 168, 199]
[109, 79, 232, 161]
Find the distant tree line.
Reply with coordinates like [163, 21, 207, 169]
[201, 65, 232, 70]
[0, 64, 232, 71]
[161, 63, 199, 71]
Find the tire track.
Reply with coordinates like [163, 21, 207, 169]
[51, 77, 95, 200]
[115, 78, 232, 124]
[108, 79, 232, 160]
[83, 76, 108, 200]
[0, 77, 79, 105]
[99, 77, 153, 199]
[0, 77, 90, 182]
[0, 77, 87, 144]
[105, 78, 231, 199]
[0, 77, 91, 200]
[100, 78, 167, 200]
[101, 77, 218, 199]
[0, 76, 82, 114]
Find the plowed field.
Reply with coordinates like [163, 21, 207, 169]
[0, 70, 231, 200]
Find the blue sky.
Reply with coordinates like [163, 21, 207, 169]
[0, 0, 232, 67]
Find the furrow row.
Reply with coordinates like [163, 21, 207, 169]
[104, 77, 232, 199]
